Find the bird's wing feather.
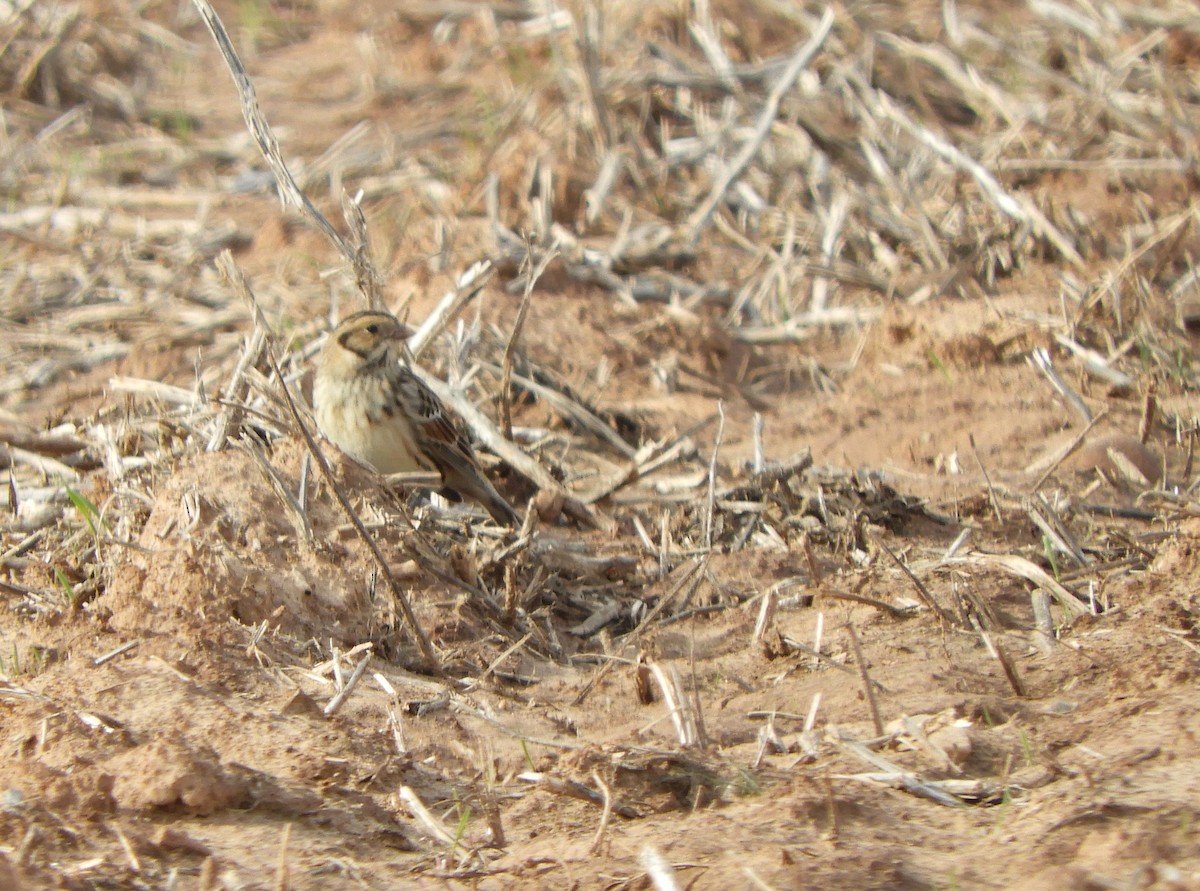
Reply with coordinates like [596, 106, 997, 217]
[392, 365, 478, 464]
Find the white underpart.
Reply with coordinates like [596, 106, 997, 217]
[313, 372, 429, 474]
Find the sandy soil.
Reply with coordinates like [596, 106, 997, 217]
[3, 0, 1200, 889]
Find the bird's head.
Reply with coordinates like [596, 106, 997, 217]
[330, 311, 414, 367]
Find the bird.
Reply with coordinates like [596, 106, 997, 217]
[313, 310, 520, 526]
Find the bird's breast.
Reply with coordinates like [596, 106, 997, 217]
[313, 371, 430, 474]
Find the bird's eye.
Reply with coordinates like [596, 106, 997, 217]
[366, 324, 379, 335]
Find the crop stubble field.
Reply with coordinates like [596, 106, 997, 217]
[2, 0, 1200, 888]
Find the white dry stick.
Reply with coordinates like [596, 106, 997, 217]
[0, 206, 202, 238]
[804, 691, 822, 732]
[648, 661, 698, 748]
[588, 769, 614, 855]
[330, 644, 344, 690]
[876, 33, 1020, 125]
[838, 739, 962, 807]
[324, 654, 371, 716]
[109, 377, 200, 407]
[397, 786, 459, 848]
[406, 260, 495, 360]
[1028, 0, 1106, 40]
[297, 453, 310, 515]
[858, 139, 949, 270]
[372, 671, 397, 697]
[207, 326, 266, 452]
[387, 707, 408, 755]
[751, 413, 765, 474]
[942, 528, 971, 561]
[3, 447, 79, 481]
[810, 191, 849, 313]
[684, 7, 835, 244]
[1030, 589, 1058, 655]
[373, 672, 408, 754]
[92, 641, 139, 667]
[733, 304, 884, 343]
[704, 401, 726, 549]
[688, 0, 737, 90]
[311, 642, 373, 677]
[1054, 334, 1135, 390]
[936, 0, 990, 49]
[1028, 347, 1094, 424]
[639, 846, 682, 891]
[584, 151, 623, 226]
[753, 587, 777, 643]
[502, 368, 637, 458]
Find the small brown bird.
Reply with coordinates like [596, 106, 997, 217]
[313, 310, 519, 526]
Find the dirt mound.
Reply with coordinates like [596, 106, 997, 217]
[104, 444, 382, 645]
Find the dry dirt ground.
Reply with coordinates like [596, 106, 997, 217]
[3, 0, 1200, 889]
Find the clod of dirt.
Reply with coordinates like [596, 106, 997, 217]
[104, 446, 380, 644]
[1072, 433, 1164, 487]
[928, 723, 973, 766]
[106, 738, 247, 814]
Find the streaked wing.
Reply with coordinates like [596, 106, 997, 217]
[388, 358, 519, 526]
[392, 364, 477, 459]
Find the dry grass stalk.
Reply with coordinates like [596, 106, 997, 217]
[873, 536, 954, 625]
[273, 823, 291, 891]
[418, 370, 605, 529]
[587, 769, 613, 856]
[969, 617, 1027, 698]
[846, 625, 884, 737]
[207, 327, 266, 453]
[478, 632, 532, 683]
[752, 587, 777, 645]
[112, 824, 141, 874]
[240, 435, 314, 547]
[190, 0, 355, 263]
[945, 553, 1093, 617]
[405, 261, 495, 360]
[499, 249, 550, 441]
[968, 434, 1004, 524]
[1028, 347, 1093, 425]
[1138, 382, 1158, 445]
[836, 739, 962, 807]
[752, 712, 786, 769]
[518, 771, 637, 818]
[1029, 408, 1109, 493]
[703, 401, 726, 549]
[1026, 495, 1089, 568]
[777, 633, 885, 687]
[500, 367, 637, 459]
[397, 785, 458, 848]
